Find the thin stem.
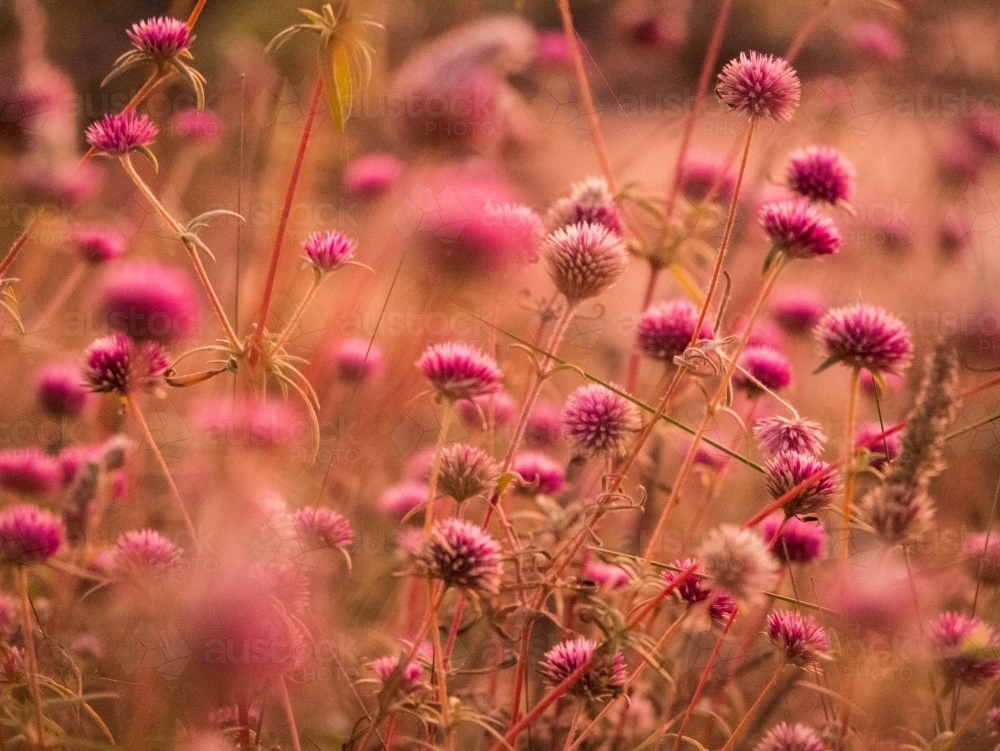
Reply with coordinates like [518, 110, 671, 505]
[29, 262, 86, 335]
[424, 405, 454, 534]
[443, 595, 465, 671]
[17, 567, 46, 751]
[429, 580, 454, 751]
[839, 367, 861, 562]
[784, 0, 834, 63]
[271, 273, 324, 352]
[561, 705, 584, 751]
[249, 77, 324, 365]
[186, 0, 209, 27]
[717, 664, 786, 751]
[939, 674, 1000, 751]
[278, 676, 303, 751]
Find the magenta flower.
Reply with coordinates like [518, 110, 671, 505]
[416, 518, 503, 595]
[97, 261, 200, 344]
[540, 637, 626, 701]
[172, 108, 222, 141]
[753, 416, 827, 457]
[436, 444, 500, 502]
[331, 338, 384, 383]
[770, 286, 826, 334]
[0, 504, 64, 564]
[112, 529, 181, 575]
[126, 17, 192, 58]
[191, 397, 304, 449]
[664, 558, 713, 607]
[679, 149, 736, 203]
[344, 154, 403, 198]
[766, 609, 830, 665]
[417, 341, 503, 402]
[303, 230, 357, 273]
[547, 177, 625, 236]
[754, 722, 827, 751]
[525, 401, 564, 447]
[543, 222, 629, 306]
[637, 299, 712, 363]
[716, 51, 801, 123]
[85, 111, 158, 155]
[0, 448, 62, 496]
[855, 422, 902, 470]
[709, 593, 738, 623]
[814, 304, 913, 375]
[371, 655, 423, 693]
[294, 507, 353, 551]
[512, 452, 565, 495]
[765, 450, 838, 518]
[786, 146, 856, 205]
[484, 203, 545, 264]
[71, 225, 127, 264]
[563, 384, 640, 457]
[760, 200, 842, 260]
[379, 481, 428, 521]
[35, 363, 89, 418]
[851, 20, 905, 62]
[582, 560, 630, 589]
[81, 333, 168, 395]
[761, 514, 827, 563]
[962, 532, 1000, 585]
[456, 392, 517, 429]
[929, 612, 1000, 686]
[734, 346, 793, 397]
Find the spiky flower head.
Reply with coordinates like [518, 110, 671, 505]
[303, 230, 356, 274]
[761, 514, 826, 563]
[72, 225, 127, 264]
[127, 17, 192, 58]
[294, 507, 353, 551]
[709, 593, 738, 623]
[698, 524, 779, 603]
[765, 451, 838, 518]
[112, 529, 181, 575]
[81, 333, 168, 395]
[35, 362, 89, 420]
[716, 51, 801, 123]
[97, 261, 200, 344]
[437, 444, 500, 502]
[0, 448, 62, 496]
[371, 655, 423, 693]
[760, 200, 842, 260]
[512, 452, 565, 495]
[0, 504, 64, 564]
[543, 222, 629, 306]
[664, 558, 713, 607]
[85, 111, 158, 155]
[929, 612, 1000, 686]
[539, 637, 626, 701]
[734, 346, 793, 397]
[814, 304, 913, 375]
[547, 177, 625, 236]
[563, 384, 641, 457]
[767, 609, 831, 665]
[787, 146, 856, 205]
[754, 416, 827, 457]
[416, 518, 503, 595]
[755, 722, 828, 751]
[637, 299, 712, 363]
[417, 341, 503, 402]
[582, 560, 630, 589]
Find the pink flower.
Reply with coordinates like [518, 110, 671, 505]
[371, 655, 423, 693]
[172, 108, 222, 141]
[0, 448, 62, 495]
[539, 637, 626, 700]
[71, 225, 127, 264]
[582, 560, 630, 589]
[380, 481, 428, 520]
[814, 304, 913, 375]
[525, 401, 564, 447]
[699, 524, 779, 603]
[456, 392, 517, 429]
[855, 422, 902, 470]
[417, 341, 503, 402]
[0, 504, 64, 564]
[303, 230, 356, 273]
[962, 532, 1000, 585]
[512, 452, 565, 495]
[851, 21, 905, 62]
[416, 518, 503, 594]
[343, 154, 403, 198]
[716, 51, 801, 123]
[85, 111, 158, 154]
[35, 363, 89, 418]
[765, 451, 838, 518]
[113, 529, 181, 575]
[81, 333, 168, 395]
[678, 149, 736, 203]
[437, 444, 500, 502]
[760, 200, 842, 259]
[930, 612, 1000, 686]
[766, 609, 830, 665]
[755, 722, 827, 751]
[761, 514, 826, 563]
[770, 287, 826, 334]
[734, 346, 793, 397]
[543, 221, 628, 305]
[535, 30, 571, 65]
[483, 203, 545, 263]
[97, 261, 200, 344]
[330, 338, 384, 383]
[126, 16, 192, 58]
[563, 384, 640, 457]
[191, 397, 304, 449]
[547, 178, 625, 236]
[786, 146, 856, 205]
[294, 507, 353, 551]
[664, 558, 713, 607]
[753, 416, 827, 457]
[637, 299, 712, 363]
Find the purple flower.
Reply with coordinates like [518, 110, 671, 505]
[770, 286, 826, 334]
[786, 146, 856, 205]
[344, 154, 403, 198]
[525, 401, 564, 447]
[512, 452, 565, 495]
[761, 514, 827, 563]
[172, 108, 222, 141]
[97, 261, 200, 344]
[716, 51, 801, 123]
[543, 222, 629, 306]
[679, 149, 736, 203]
[929, 612, 1000, 686]
[637, 299, 712, 363]
[814, 304, 914, 375]
[765, 450, 838, 518]
[734, 346, 793, 397]
[563, 384, 640, 457]
[379, 481, 428, 521]
[303, 230, 356, 273]
[71, 225, 127, 264]
[753, 416, 827, 456]
[294, 507, 353, 551]
[371, 655, 423, 693]
[85, 111, 158, 155]
[754, 722, 827, 751]
[456, 392, 517, 429]
[709, 593, 737, 623]
[664, 558, 713, 607]
[417, 341, 503, 402]
[81, 333, 168, 395]
[416, 518, 503, 595]
[0, 448, 62, 495]
[539, 637, 626, 700]
[437, 444, 500, 502]
[0, 504, 64, 564]
[113, 529, 181, 575]
[126, 16, 192, 58]
[331, 338, 384, 383]
[760, 200, 842, 259]
[35, 363, 89, 418]
[582, 560, 630, 589]
[547, 177, 625, 236]
[766, 609, 830, 665]
[855, 422, 902, 470]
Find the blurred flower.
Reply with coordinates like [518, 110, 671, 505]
[343, 153, 402, 198]
[303, 230, 356, 274]
[371, 655, 423, 693]
[734, 346, 793, 398]
[0, 504, 64, 564]
[417, 341, 503, 402]
[764, 451, 838, 518]
[97, 261, 200, 344]
[512, 452, 565, 495]
[760, 200, 842, 259]
[753, 416, 827, 457]
[850, 21, 905, 62]
[456, 392, 517, 429]
[637, 299, 711, 363]
[379, 481, 428, 520]
[716, 51, 801, 122]
[770, 287, 825, 334]
[294, 507, 353, 551]
[678, 149, 736, 203]
[72, 225, 127, 264]
[437, 444, 500, 502]
[582, 560, 630, 589]
[35, 362, 89, 418]
[930, 612, 1000, 686]
[0, 448, 62, 495]
[699, 524, 779, 603]
[81, 333, 168, 395]
[761, 514, 826, 563]
[539, 637, 625, 701]
[112, 529, 181, 575]
[963, 532, 1000, 585]
[547, 177, 625, 236]
[814, 304, 913, 375]
[786, 146, 855, 205]
[855, 422, 902, 470]
[191, 397, 304, 449]
[767, 609, 830, 665]
[330, 337, 384, 383]
[85, 111, 158, 155]
[172, 108, 222, 141]
[535, 30, 571, 65]
[483, 202, 545, 263]
[525, 401, 563, 447]
[563, 384, 640, 457]
[416, 518, 503, 594]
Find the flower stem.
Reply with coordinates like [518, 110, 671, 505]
[424, 404, 454, 534]
[429, 580, 454, 751]
[29, 262, 86, 335]
[785, 0, 835, 63]
[717, 664, 786, 751]
[839, 367, 861, 561]
[17, 566, 46, 751]
[278, 676, 302, 751]
[270, 273, 323, 353]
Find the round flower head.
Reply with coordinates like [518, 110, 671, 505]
[191, 397, 304, 449]
[72, 225, 126, 264]
[0, 448, 62, 495]
[371, 655, 423, 693]
[767, 609, 831, 665]
[85, 111, 158, 155]
[664, 558, 713, 607]
[637, 299, 712, 363]
[436, 444, 500, 502]
[582, 560, 630, 589]
[512, 452, 565, 495]
[734, 346, 793, 397]
[294, 507, 353, 551]
[698, 524, 779, 603]
[0, 504, 64, 564]
[760, 200, 842, 259]
[963, 532, 1000, 585]
[754, 416, 827, 457]
[679, 149, 736, 203]
[417, 341, 503, 402]
[543, 222, 629, 306]
[770, 287, 825, 334]
[563, 384, 641, 457]
[765, 451, 838, 518]
[97, 261, 199, 344]
[762, 514, 827, 563]
[855, 422, 902, 470]
[525, 401, 564, 447]
[787, 146, 856, 205]
[540, 637, 626, 701]
[716, 51, 801, 123]
[930, 612, 1000, 686]
[127, 17, 192, 58]
[35, 362, 89, 418]
[755, 722, 827, 751]
[483, 203, 545, 264]
[344, 153, 403, 198]
[547, 177, 625, 236]
[456, 392, 517, 430]
[303, 230, 356, 273]
[814, 304, 913, 375]
[81, 333, 168, 395]
[379, 481, 428, 521]
[416, 518, 503, 595]
[331, 338, 384, 383]
[112, 529, 181, 575]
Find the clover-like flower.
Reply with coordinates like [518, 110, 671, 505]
[717, 51, 801, 123]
